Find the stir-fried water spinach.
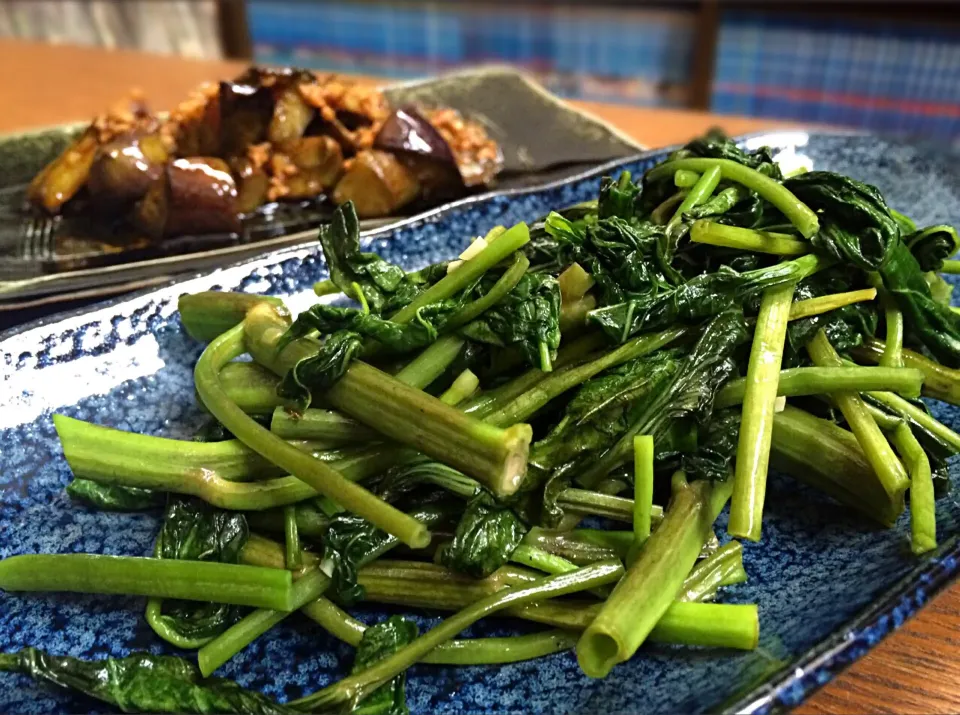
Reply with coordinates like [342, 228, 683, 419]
[5, 130, 960, 713]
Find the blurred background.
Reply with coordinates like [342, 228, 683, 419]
[1, 0, 958, 141]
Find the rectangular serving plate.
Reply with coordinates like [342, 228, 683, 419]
[1, 130, 959, 715]
[0, 65, 642, 306]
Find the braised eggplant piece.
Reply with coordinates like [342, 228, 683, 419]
[231, 156, 270, 215]
[87, 132, 169, 206]
[374, 106, 455, 163]
[373, 106, 461, 200]
[332, 149, 419, 218]
[220, 67, 318, 157]
[374, 106, 502, 197]
[268, 87, 315, 146]
[170, 86, 220, 157]
[26, 127, 99, 213]
[426, 108, 503, 187]
[218, 80, 274, 158]
[135, 157, 240, 239]
[278, 136, 344, 200]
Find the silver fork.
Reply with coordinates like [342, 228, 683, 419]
[19, 214, 60, 262]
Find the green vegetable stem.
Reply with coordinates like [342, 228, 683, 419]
[576, 475, 733, 678]
[244, 303, 533, 498]
[806, 330, 909, 500]
[729, 282, 795, 541]
[292, 560, 624, 711]
[194, 323, 430, 548]
[0, 554, 293, 610]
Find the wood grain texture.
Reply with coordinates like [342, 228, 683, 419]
[0, 37, 957, 715]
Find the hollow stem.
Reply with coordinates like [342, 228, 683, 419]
[0, 554, 292, 610]
[788, 288, 877, 321]
[269, 408, 375, 443]
[198, 567, 329, 676]
[852, 339, 960, 405]
[439, 369, 480, 405]
[245, 304, 532, 498]
[714, 366, 924, 409]
[389, 222, 530, 324]
[629, 435, 655, 564]
[54, 414, 398, 510]
[730, 282, 795, 541]
[770, 405, 903, 526]
[393, 335, 465, 389]
[284, 506, 302, 570]
[806, 330, 909, 500]
[195, 323, 429, 548]
[690, 220, 809, 256]
[674, 169, 701, 188]
[178, 291, 283, 343]
[888, 424, 937, 555]
[576, 477, 732, 678]
[865, 389, 960, 453]
[445, 252, 529, 330]
[213, 362, 286, 415]
[291, 560, 623, 711]
[678, 541, 747, 602]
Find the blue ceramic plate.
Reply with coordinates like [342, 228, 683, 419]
[2, 130, 959, 714]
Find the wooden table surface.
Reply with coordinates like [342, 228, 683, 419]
[2, 38, 959, 714]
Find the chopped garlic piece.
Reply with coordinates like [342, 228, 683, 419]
[446, 259, 464, 274]
[459, 236, 489, 261]
[774, 396, 787, 413]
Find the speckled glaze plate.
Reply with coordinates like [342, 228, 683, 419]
[2, 131, 960, 715]
[0, 65, 642, 305]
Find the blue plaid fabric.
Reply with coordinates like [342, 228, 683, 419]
[248, 1, 696, 107]
[712, 11, 960, 140]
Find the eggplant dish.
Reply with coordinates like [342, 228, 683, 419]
[26, 66, 503, 238]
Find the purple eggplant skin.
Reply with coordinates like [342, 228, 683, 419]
[220, 66, 317, 156]
[217, 80, 274, 158]
[372, 106, 461, 201]
[87, 132, 170, 206]
[374, 106, 455, 163]
[135, 157, 241, 239]
[332, 149, 420, 219]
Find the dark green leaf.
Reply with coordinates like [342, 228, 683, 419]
[619, 308, 749, 443]
[879, 242, 960, 367]
[681, 408, 742, 482]
[349, 616, 419, 715]
[278, 331, 365, 409]
[439, 493, 527, 578]
[321, 513, 393, 606]
[65, 479, 164, 512]
[598, 172, 640, 220]
[156, 499, 249, 563]
[318, 202, 408, 314]
[462, 272, 561, 371]
[905, 225, 959, 272]
[784, 171, 901, 271]
[588, 255, 815, 342]
[374, 457, 482, 504]
[150, 499, 250, 646]
[281, 303, 450, 355]
[0, 649, 292, 714]
[530, 350, 682, 475]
